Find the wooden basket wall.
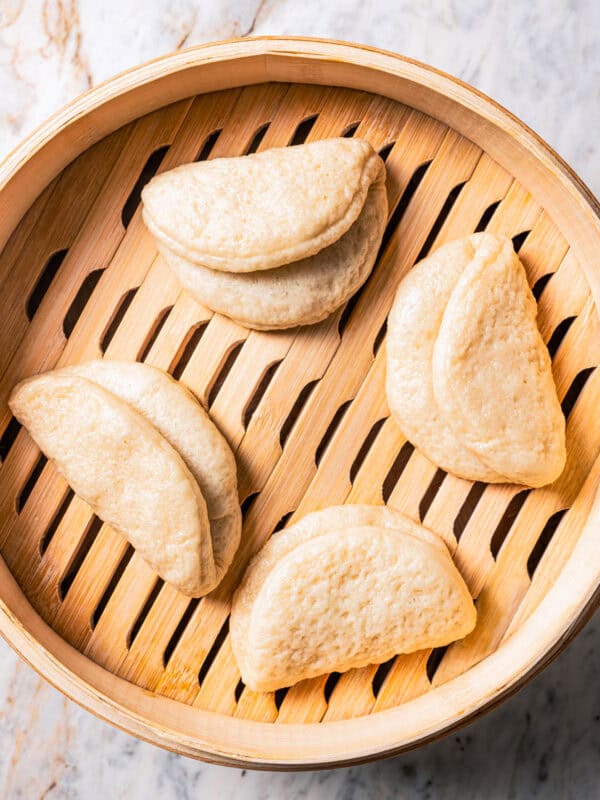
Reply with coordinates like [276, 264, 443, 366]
[0, 39, 598, 768]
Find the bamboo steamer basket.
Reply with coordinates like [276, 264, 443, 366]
[0, 38, 598, 769]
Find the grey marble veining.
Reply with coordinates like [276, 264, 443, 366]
[0, 1, 598, 798]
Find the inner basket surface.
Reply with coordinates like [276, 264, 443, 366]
[0, 79, 598, 730]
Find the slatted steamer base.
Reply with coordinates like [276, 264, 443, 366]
[0, 40, 598, 768]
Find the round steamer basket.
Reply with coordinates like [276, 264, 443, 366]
[0, 38, 598, 769]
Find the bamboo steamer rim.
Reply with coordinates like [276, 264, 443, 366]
[0, 37, 598, 769]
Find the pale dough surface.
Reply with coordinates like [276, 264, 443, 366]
[63, 360, 241, 583]
[142, 138, 384, 273]
[386, 235, 503, 481]
[9, 373, 214, 596]
[64, 361, 237, 517]
[231, 505, 475, 692]
[433, 236, 566, 486]
[387, 233, 565, 486]
[160, 177, 387, 329]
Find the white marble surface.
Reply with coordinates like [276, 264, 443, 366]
[0, 1, 598, 797]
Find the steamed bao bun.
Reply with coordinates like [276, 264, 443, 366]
[231, 505, 476, 692]
[386, 232, 566, 487]
[10, 361, 241, 596]
[142, 138, 387, 330]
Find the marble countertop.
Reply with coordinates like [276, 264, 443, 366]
[0, 2, 598, 798]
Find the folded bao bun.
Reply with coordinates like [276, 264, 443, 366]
[10, 363, 241, 596]
[142, 138, 385, 273]
[158, 177, 388, 330]
[231, 506, 476, 692]
[386, 233, 566, 487]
